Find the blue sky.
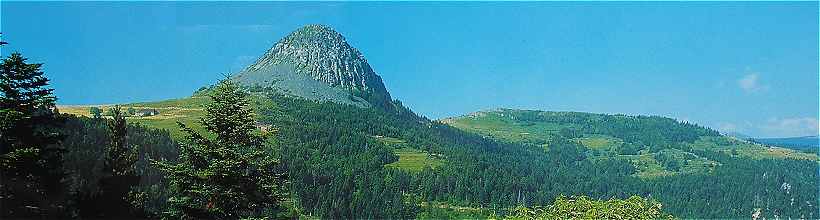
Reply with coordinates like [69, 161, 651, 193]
[1, 2, 817, 137]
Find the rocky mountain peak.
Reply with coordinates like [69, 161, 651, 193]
[240, 24, 393, 110]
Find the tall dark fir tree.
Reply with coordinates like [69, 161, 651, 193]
[103, 106, 137, 176]
[0, 50, 66, 217]
[82, 105, 140, 217]
[152, 80, 287, 219]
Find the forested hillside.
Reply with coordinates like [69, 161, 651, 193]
[4, 25, 818, 219]
[64, 89, 816, 219]
[250, 93, 818, 218]
[444, 109, 818, 218]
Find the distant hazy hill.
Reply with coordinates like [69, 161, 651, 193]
[233, 24, 394, 111]
[753, 136, 819, 151]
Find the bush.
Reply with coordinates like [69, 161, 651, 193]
[508, 195, 674, 219]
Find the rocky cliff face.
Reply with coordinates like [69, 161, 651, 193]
[240, 24, 393, 110]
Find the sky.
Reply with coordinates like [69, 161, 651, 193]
[1, 2, 817, 138]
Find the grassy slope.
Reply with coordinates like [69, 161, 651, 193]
[440, 111, 563, 145]
[385, 148, 444, 172]
[374, 136, 445, 172]
[443, 109, 817, 178]
[58, 96, 209, 140]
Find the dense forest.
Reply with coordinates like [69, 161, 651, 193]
[254, 90, 817, 219]
[2, 38, 817, 219]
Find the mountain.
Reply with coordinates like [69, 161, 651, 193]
[233, 24, 394, 111]
[57, 25, 819, 219]
[752, 135, 819, 151]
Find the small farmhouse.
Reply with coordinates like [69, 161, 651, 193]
[134, 109, 159, 117]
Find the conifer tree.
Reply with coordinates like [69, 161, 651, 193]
[0, 51, 65, 217]
[96, 105, 140, 217]
[152, 80, 286, 219]
[104, 105, 137, 176]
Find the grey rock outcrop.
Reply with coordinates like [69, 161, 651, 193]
[236, 24, 394, 110]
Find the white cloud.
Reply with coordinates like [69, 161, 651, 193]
[759, 117, 819, 137]
[737, 73, 769, 93]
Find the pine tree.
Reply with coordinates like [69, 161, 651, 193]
[96, 105, 140, 217]
[0, 52, 65, 217]
[0, 53, 56, 113]
[104, 105, 137, 176]
[152, 80, 287, 219]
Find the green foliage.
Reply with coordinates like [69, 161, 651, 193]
[447, 109, 720, 149]
[90, 107, 102, 118]
[55, 105, 147, 218]
[415, 201, 495, 219]
[0, 52, 66, 218]
[102, 107, 118, 116]
[574, 135, 622, 150]
[249, 89, 641, 218]
[653, 151, 681, 172]
[445, 109, 818, 218]
[104, 105, 138, 176]
[151, 80, 287, 219]
[252, 90, 420, 218]
[618, 142, 643, 155]
[80, 105, 142, 218]
[0, 53, 56, 110]
[508, 195, 674, 219]
[58, 115, 177, 218]
[385, 147, 444, 172]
